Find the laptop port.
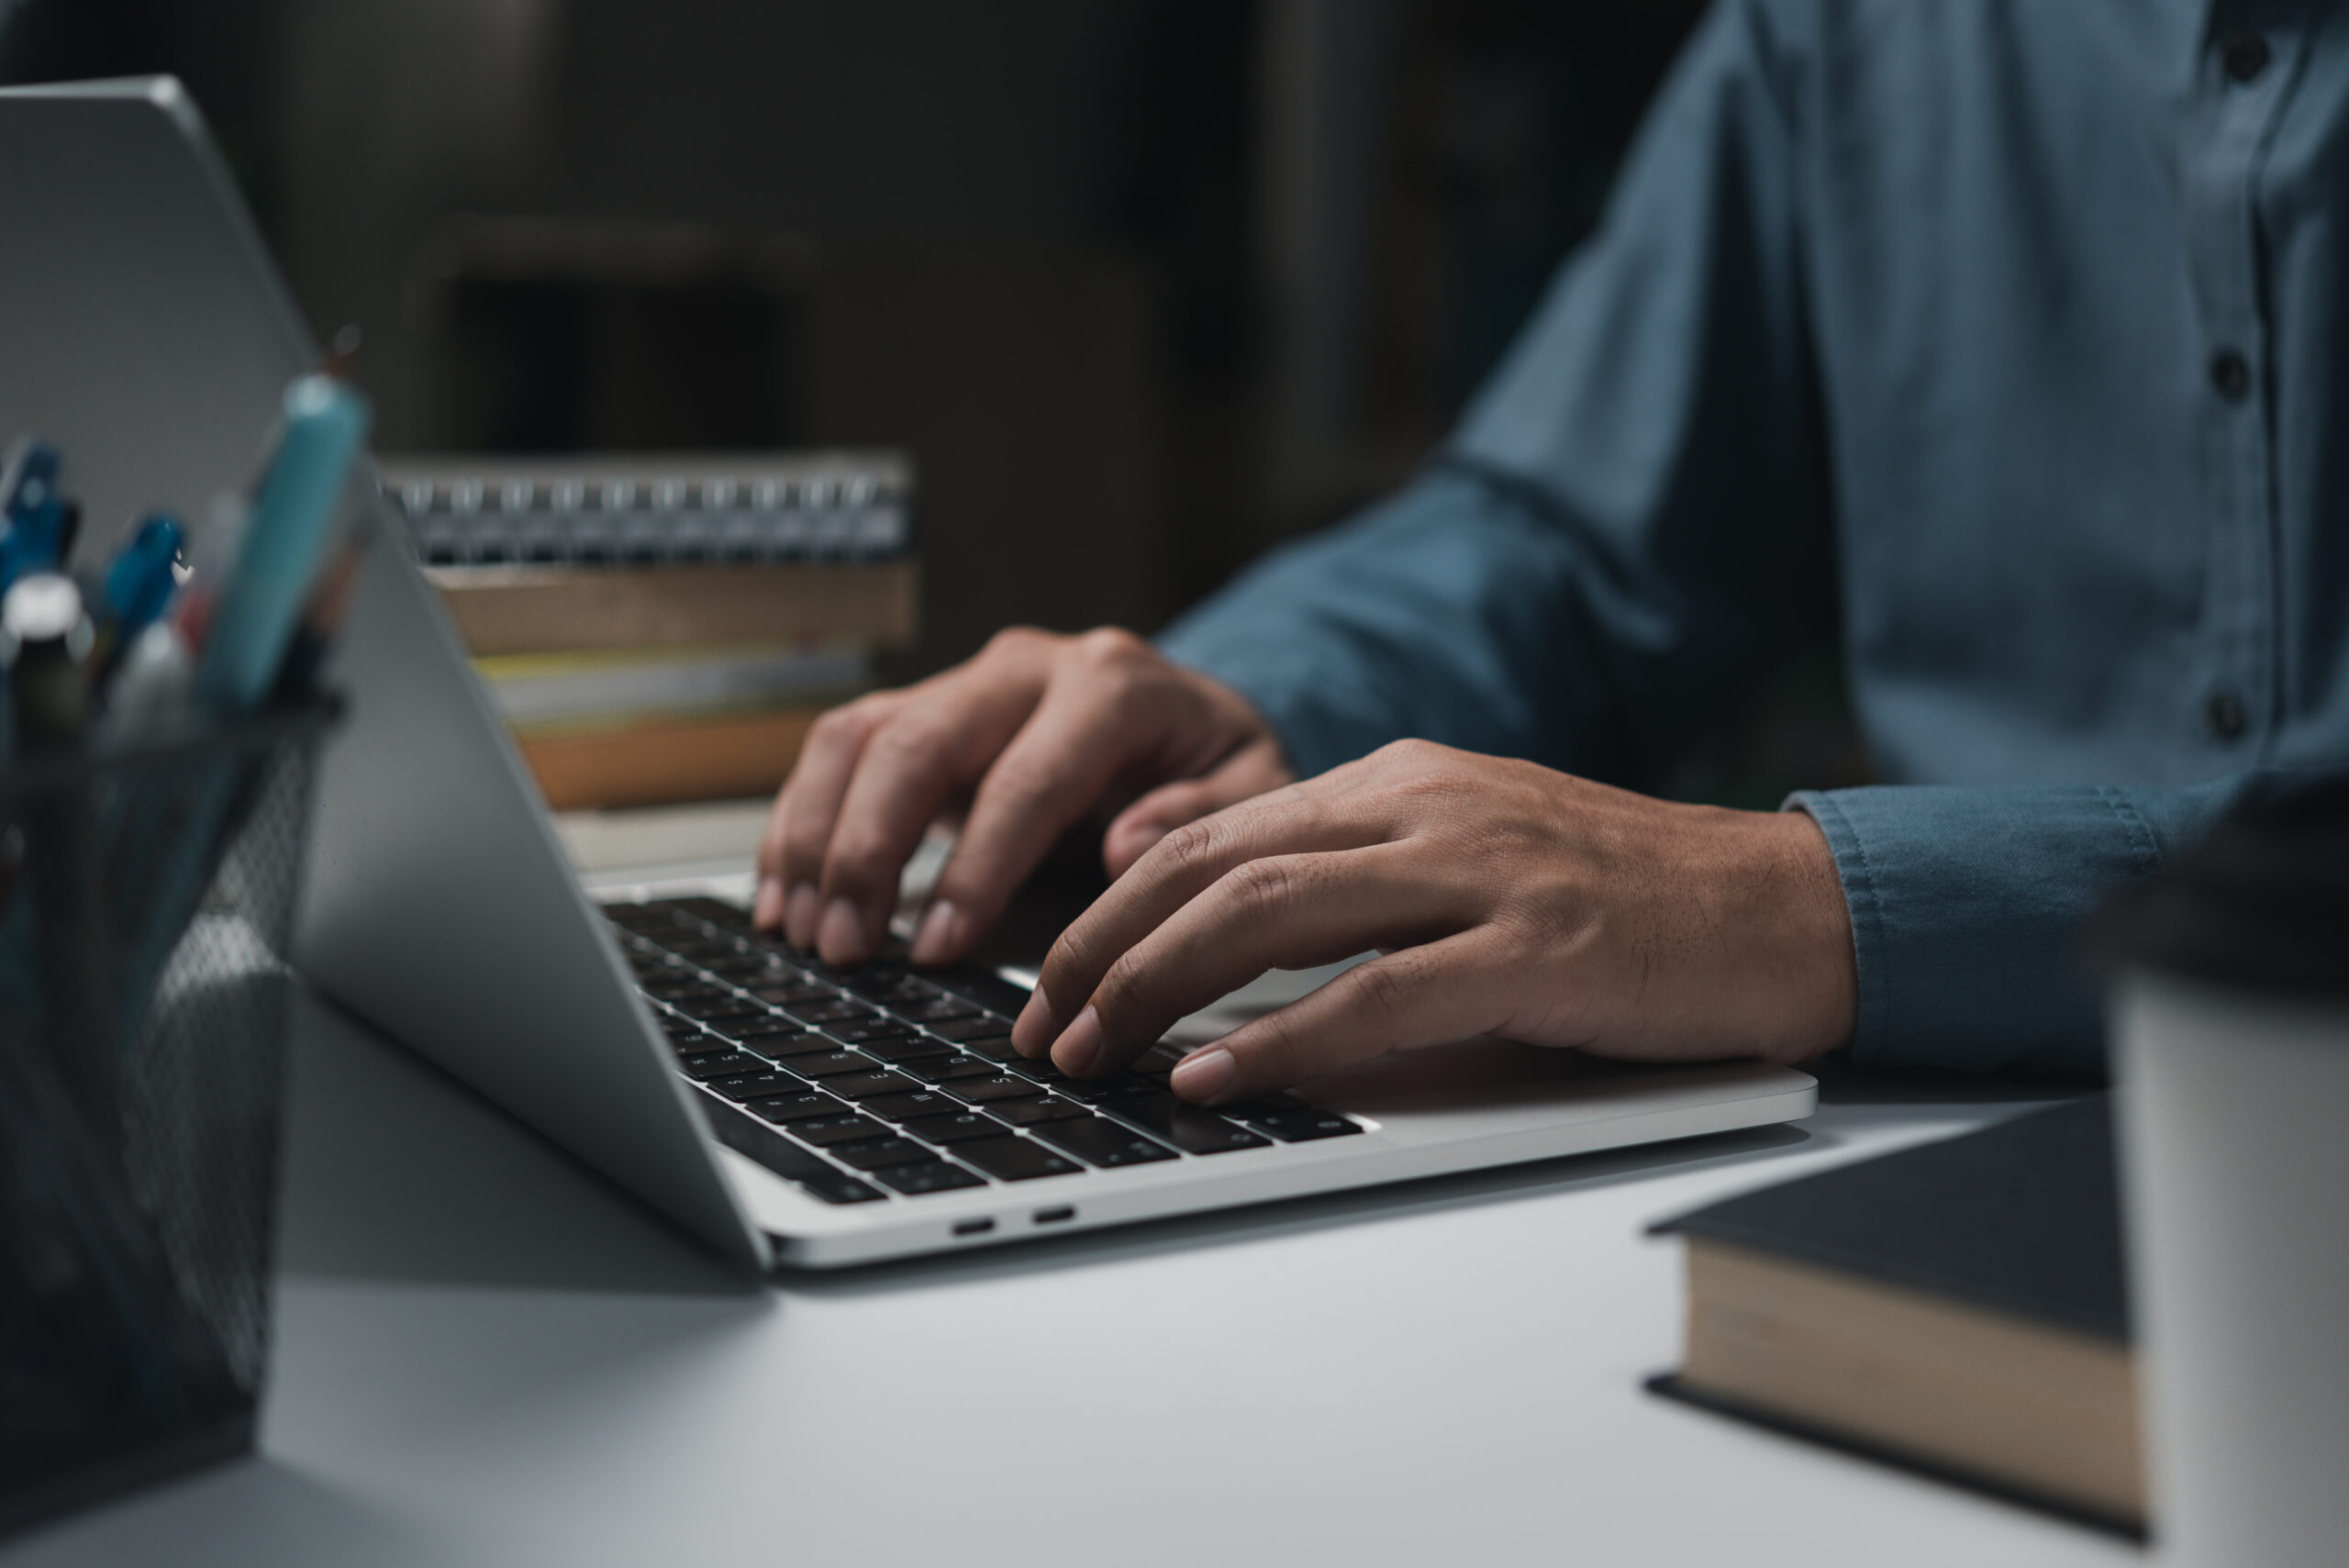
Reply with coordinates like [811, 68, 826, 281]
[952, 1218, 995, 1237]
[1032, 1206, 1076, 1225]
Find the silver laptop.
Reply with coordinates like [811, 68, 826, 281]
[0, 77, 1816, 1270]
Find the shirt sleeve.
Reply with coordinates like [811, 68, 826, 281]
[1159, 0, 1836, 787]
[1788, 776, 2266, 1076]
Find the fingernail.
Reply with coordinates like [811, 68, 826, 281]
[1171, 1046, 1236, 1103]
[783, 882, 820, 948]
[752, 875, 785, 929]
[1012, 988, 1055, 1056]
[908, 900, 963, 965]
[1052, 1006, 1104, 1076]
[817, 896, 866, 963]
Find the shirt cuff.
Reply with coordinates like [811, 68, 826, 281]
[1784, 784, 2173, 1076]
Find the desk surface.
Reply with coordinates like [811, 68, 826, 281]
[3, 987, 2135, 1568]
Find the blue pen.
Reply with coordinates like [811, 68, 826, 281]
[193, 376, 371, 714]
[103, 513, 184, 640]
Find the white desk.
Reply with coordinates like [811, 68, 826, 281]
[1, 986, 2135, 1567]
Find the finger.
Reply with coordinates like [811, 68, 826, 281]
[1101, 736, 1292, 878]
[814, 677, 1047, 964]
[908, 668, 1174, 965]
[1012, 783, 1386, 1056]
[762, 692, 904, 942]
[1168, 933, 1514, 1104]
[1052, 845, 1473, 1076]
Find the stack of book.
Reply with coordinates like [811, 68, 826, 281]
[381, 452, 916, 810]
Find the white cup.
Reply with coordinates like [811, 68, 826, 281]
[2111, 973, 2349, 1567]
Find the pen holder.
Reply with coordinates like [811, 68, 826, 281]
[0, 696, 339, 1540]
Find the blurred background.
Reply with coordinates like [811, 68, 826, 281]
[0, 0, 1860, 807]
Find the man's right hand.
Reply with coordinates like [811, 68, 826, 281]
[753, 627, 1291, 968]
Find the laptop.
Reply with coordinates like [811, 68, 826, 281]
[0, 77, 1817, 1270]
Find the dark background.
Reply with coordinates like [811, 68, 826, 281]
[0, 0, 1859, 804]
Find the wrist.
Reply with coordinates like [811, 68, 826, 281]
[1747, 806, 1858, 1061]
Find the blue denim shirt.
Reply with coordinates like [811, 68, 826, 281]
[1159, 0, 2349, 1076]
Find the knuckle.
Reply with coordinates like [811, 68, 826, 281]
[1155, 817, 1223, 876]
[983, 625, 1051, 662]
[1220, 856, 1298, 922]
[1350, 952, 1426, 1019]
[866, 714, 951, 773]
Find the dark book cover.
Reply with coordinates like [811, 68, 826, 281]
[1651, 1094, 2125, 1341]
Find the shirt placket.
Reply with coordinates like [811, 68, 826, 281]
[2182, 1, 2307, 761]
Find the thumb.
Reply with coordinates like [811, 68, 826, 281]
[1102, 737, 1293, 877]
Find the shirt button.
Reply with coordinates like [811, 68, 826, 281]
[2210, 349, 2252, 401]
[2204, 691, 2246, 740]
[2220, 30, 2271, 83]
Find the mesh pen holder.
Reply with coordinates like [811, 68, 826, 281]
[0, 696, 338, 1540]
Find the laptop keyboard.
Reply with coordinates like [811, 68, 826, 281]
[603, 897, 1363, 1207]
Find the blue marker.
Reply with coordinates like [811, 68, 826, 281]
[0, 439, 66, 586]
[103, 512, 184, 641]
[193, 375, 371, 714]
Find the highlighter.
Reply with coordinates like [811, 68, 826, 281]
[193, 376, 371, 714]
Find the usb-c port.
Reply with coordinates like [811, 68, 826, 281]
[952, 1218, 995, 1237]
[1032, 1206, 1076, 1226]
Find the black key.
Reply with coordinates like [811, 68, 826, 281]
[747, 1090, 841, 1123]
[901, 1112, 1012, 1146]
[922, 1015, 1012, 1042]
[1217, 1093, 1309, 1121]
[837, 969, 930, 1003]
[869, 1161, 987, 1196]
[791, 999, 874, 1025]
[1130, 1043, 1189, 1075]
[668, 938, 744, 961]
[825, 1069, 923, 1101]
[857, 1036, 955, 1065]
[751, 982, 837, 1007]
[954, 1136, 1084, 1182]
[800, 1173, 887, 1205]
[905, 1056, 1002, 1085]
[785, 1112, 890, 1146]
[787, 1049, 881, 1078]
[922, 967, 1038, 1017]
[669, 895, 754, 930]
[897, 995, 981, 1023]
[858, 1090, 968, 1122]
[831, 1136, 937, 1171]
[678, 999, 775, 1026]
[957, 1035, 1024, 1064]
[701, 955, 783, 981]
[669, 1032, 730, 1058]
[1002, 1056, 1071, 1084]
[941, 1074, 1048, 1106]
[642, 978, 728, 1004]
[825, 1017, 920, 1044]
[743, 1029, 840, 1058]
[1101, 1093, 1272, 1154]
[679, 1051, 767, 1081]
[1054, 1077, 1156, 1106]
[1251, 1109, 1363, 1142]
[708, 1070, 807, 1102]
[985, 1095, 1091, 1126]
[1030, 1117, 1180, 1168]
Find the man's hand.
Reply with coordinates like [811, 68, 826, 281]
[1009, 740, 1857, 1103]
[755, 627, 1290, 966]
